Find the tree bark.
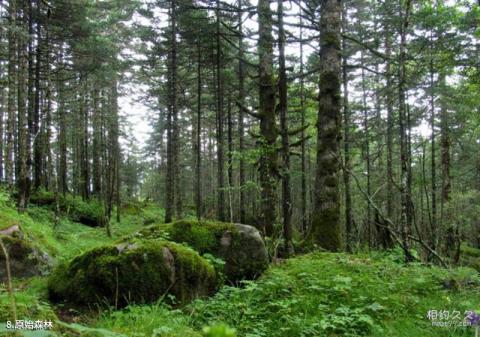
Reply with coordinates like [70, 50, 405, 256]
[278, 0, 292, 255]
[360, 52, 372, 248]
[398, 0, 414, 262]
[341, 4, 353, 252]
[33, 0, 43, 190]
[17, 1, 29, 210]
[300, 11, 308, 235]
[308, 0, 342, 251]
[57, 48, 68, 195]
[195, 42, 203, 220]
[216, 0, 225, 221]
[5, 0, 16, 189]
[92, 85, 102, 197]
[257, 0, 278, 236]
[164, 0, 177, 223]
[237, 1, 246, 224]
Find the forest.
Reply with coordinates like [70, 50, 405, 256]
[0, 0, 480, 336]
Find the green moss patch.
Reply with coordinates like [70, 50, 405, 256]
[29, 189, 57, 206]
[48, 240, 218, 308]
[28, 192, 105, 227]
[459, 243, 480, 271]
[60, 196, 105, 227]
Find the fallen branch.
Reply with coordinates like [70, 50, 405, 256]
[337, 154, 447, 267]
[0, 238, 17, 322]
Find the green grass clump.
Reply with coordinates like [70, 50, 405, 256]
[94, 304, 201, 337]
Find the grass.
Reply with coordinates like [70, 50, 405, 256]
[1, 190, 479, 337]
[92, 252, 480, 337]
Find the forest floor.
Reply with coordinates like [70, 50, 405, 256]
[0, 196, 479, 337]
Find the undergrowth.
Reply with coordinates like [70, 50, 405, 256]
[1, 189, 479, 337]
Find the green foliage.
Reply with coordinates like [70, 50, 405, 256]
[95, 304, 201, 337]
[444, 190, 480, 247]
[202, 324, 236, 337]
[187, 253, 479, 337]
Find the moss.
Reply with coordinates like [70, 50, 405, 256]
[0, 232, 51, 281]
[134, 220, 236, 254]
[0, 212, 20, 231]
[306, 208, 343, 252]
[60, 195, 104, 227]
[460, 243, 480, 258]
[128, 220, 268, 283]
[0, 234, 32, 258]
[29, 189, 56, 206]
[459, 243, 480, 271]
[48, 240, 217, 307]
[120, 201, 143, 216]
[169, 220, 237, 254]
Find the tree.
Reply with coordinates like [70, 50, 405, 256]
[308, 0, 343, 251]
[257, 0, 278, 236]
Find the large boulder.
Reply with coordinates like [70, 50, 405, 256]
[0, 224, 52, 282]
[135, 220, 269, 282]
[48, 240, 218, 307]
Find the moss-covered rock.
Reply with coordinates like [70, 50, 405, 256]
[28, 192, 104, 227]
[133, 220, 269, 282]
[0, 225, 52, 282]
[48, 240, 218, 307]
[60, 195, 104, 227]
[29, 189, 56, 206]
[459, 243, 480, 272]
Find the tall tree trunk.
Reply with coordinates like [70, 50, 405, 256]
[195, 42, 202, 220]
[33, 0, 43, 190]
[17, 1, 29, 210]
[216, 0, 225, 221]
[57, 48, 67, 195]
[44, 17, 52, 191]
[308, 0, 342, 251]
[385, 15, 394, 224]
[78, 78, 89, 200]
[429, 42, 437, 252]
[398, 0, 414, 262]
[227, 96, 234, 222]
[237, 1, 246, 224]
[300, 12, 308, 235]
[92, 85, 102, 197]
[341, 5, 353, 252]
[164, 0, 177, 223]
[257, 0, 277, 236]
[360, 52, 372, 248]
[26, 0, 34, 193]
[278, 0, 292, 255]
[0, 0, 5, 183]
[5, 0, 16, 189]
[439, 73, 450, 214]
